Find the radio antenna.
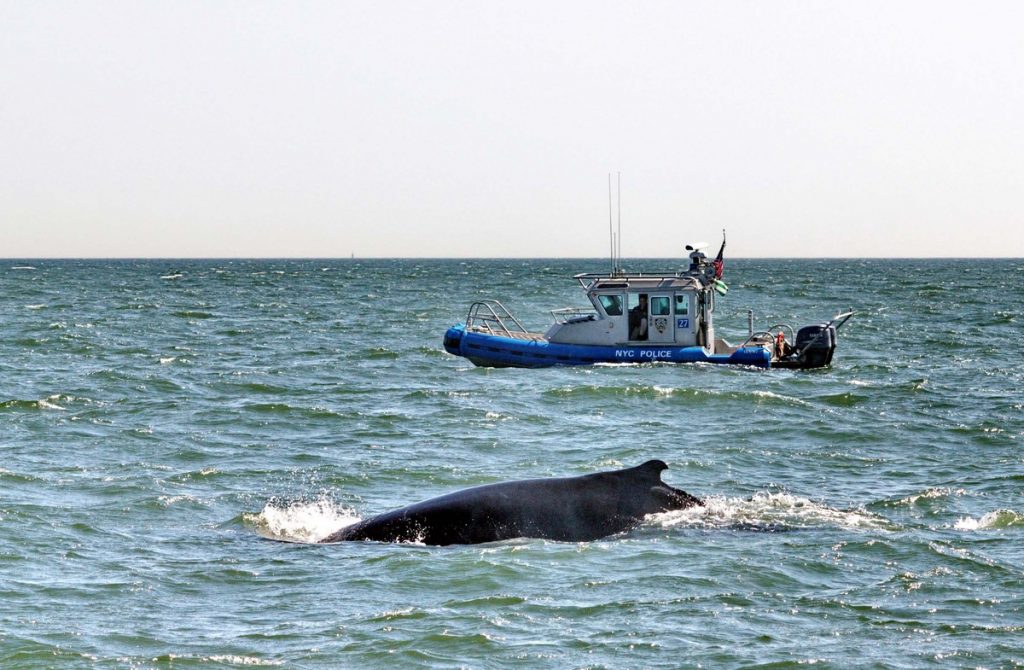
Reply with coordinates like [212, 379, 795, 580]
[607, 173, 625, 274]
[608, 174, 615, 274]
[617, 172, 622, 272]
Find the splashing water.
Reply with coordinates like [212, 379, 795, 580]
[247, 497, 361, 543]
[953, 509, 1023, 531]
[651, 491, 893, 532]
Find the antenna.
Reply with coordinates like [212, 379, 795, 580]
[608, 174, 615, 274]
[607, 173, 624, 275]
[617, 172, 622, 272]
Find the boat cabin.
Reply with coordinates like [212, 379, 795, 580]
[544, 249, 722, 349]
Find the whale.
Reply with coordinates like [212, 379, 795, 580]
[318, 459, 702, 545]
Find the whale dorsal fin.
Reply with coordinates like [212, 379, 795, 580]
[634, 459, 669, 483]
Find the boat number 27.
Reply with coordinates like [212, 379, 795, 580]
[677, 319, 689, 329]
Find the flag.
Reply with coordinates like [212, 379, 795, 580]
[713, 231, 726, 279]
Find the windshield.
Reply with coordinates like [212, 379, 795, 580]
[597, 294, 623, 316]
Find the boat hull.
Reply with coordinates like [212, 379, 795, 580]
[443, 325, 772, 369]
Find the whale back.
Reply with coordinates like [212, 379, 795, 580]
[320, 459, 702, 545]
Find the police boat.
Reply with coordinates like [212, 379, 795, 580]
[443, 241, 853, 370]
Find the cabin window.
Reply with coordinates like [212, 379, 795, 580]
[675, 295, 689, 315]
[651, 296, 670, 316]
[597, 294, 623, 316]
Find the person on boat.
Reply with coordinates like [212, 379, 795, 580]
[629, 294, 649, 341]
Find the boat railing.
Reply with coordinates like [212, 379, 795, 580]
[737, 310, 855, 352]
[550, 307, 598, 324]
[465, 300, 530, 337]
[574, 271, 689, 280]
[574, 271, 706, 289]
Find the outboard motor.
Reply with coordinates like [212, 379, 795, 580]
[793, 323, 836, 368]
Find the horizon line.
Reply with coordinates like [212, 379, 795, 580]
[3, 255, 1022, 261]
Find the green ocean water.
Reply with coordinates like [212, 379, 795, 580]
[1, 258, 1022, 669]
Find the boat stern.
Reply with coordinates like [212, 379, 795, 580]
[772, 311, 854, 370]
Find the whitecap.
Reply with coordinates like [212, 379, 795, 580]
[207, 655, 283, 666]
[37, 397, 67, 411]
[954, 509, 1023, 531]
[158, 495, 206, 508]
[162, 655, 282, 667]
[751, 390, 809, 405]
[896, 487, 966, 506]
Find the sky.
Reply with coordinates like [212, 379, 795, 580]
[2, 1, 1023, 258]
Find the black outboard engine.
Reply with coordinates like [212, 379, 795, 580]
[793, 323, 837, 368]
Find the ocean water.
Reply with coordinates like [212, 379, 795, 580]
[1, 258, 1022, 669]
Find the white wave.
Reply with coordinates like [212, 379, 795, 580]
[158, 494, 206, 507]
[251, 497, 361, 543]
[207, 656, 283, 666]
[37, 396, 67, 411]
[162, 655, 281, 667]
[953, 509, 1023, 531]
[896, 487, 966, 506]
[651, 491, 891, 531]
[751, 390, 809, 405]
